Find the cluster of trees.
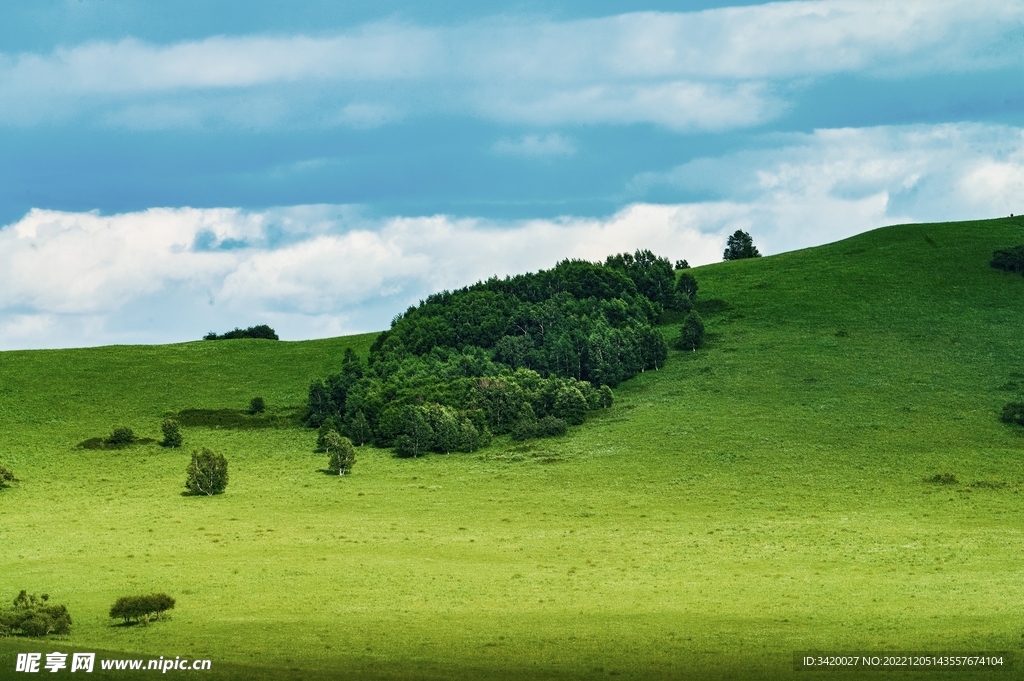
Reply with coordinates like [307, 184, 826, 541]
[184, 449, 228, 495]
[109, 594, 175, 625]
[0, 592, 71, 637]
[304, 251, 696, 454]
[203, 324, 279, 341]
[991, 245, 1024, 275]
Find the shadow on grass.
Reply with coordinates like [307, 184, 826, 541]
[77, 437, 157, 450]
[174, 408, 303, 430]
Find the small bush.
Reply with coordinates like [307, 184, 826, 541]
[184, 449, 228, 496]
[160, 419, 183, 448]
[110, 593, 175, 625]
[1000, 402, 1024, 426]
[674, 259, 689, 270]
[248, 396, 266, 415]
[536, 416, 568, 438]
[675, 311, 705, 351]
[925, 473, 958, 485]
[0, 592, 71, 637]
[105, 426, 135, 446]
[0, 465, 18, 489]
[991, 245, 1024, 275]
[553, 387, 588, 426]
[599, 385, 614, 409]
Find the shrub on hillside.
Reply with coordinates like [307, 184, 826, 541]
[1000, 402, 1024, 426]
[109, 594, 175, 625]
[536, 415, 568, 438]
[674, 259, 689, 270]
[105, 426, 135, 446]
[991, 245, 1024, 275]
[553, 387, 588, 426]
[203, 325, 279, 341]
[248, 396, 266, 415]
[723, 230, 761, 261]
[160, 419, 183, 448]
[184, 449, 228, 496]
[675, 311, 706, 351]
[0, 466, 18, 489]
[0, 592, 71, 637]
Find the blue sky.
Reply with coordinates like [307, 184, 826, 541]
[2, 0, 1023, 348]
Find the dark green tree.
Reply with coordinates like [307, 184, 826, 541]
[248, 396, 266, 414]
[109, 594, 175, 624]
[106, 426, 135, 446]
[185, 448, 228, 496]
[511, 403, 539, 441]
[676, 311, 705, 351]
[536, 415, 568, 437]
[723, 230, 761, 260]
[675, 272, 698, 300]
[160, 419, 183, 448]
[991, 245, 1024, 274]
[553, 386, 588, 425]
[599, 385, 614, 409]
[348, 410, 372, 446]
[394, 406, 433, 458]
[674, 259, 689, 270]
[316, 418, 343, 452]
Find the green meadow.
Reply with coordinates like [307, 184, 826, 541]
[1, 218, 1023, 680]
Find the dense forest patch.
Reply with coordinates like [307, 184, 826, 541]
[304, 251, 697, 452]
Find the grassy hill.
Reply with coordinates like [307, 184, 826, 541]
[1, 218, 1023, 680]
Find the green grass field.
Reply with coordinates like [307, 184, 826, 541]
[2, 219, 1023, 680]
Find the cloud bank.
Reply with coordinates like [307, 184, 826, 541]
[2, 121, 1022, 350]
[2, 0, 1021, 130]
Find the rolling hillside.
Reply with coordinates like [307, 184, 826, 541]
[1, 218, 1022, 680]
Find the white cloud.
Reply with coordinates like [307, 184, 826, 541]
[3, 121, 1024, 349]
[492, 133, 576, 158]
[1, 1, 1021, 129]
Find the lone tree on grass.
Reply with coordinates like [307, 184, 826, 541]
[248, 396, 266, 415]
[160, 419, 183, 448]
[109, 594, 175, 625]
[105, 426, 135, 447]
[325, 432, 356, 475]
[723, 230, 761, 260]
[676, 311, 705, 351]
[185, 449, 228, 496]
